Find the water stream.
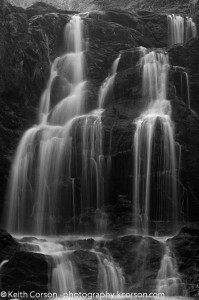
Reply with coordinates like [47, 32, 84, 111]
[167, 14, 197, 46]
[133, 50, 180, 235]
[156, 244, 187, 297]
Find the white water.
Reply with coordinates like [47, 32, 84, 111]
[168, 14, 197, 46]
[51, 253, 82, 294]
[80, 55, 121, 232]
[21, 239, 82, 294]
[3, 20, 125, 294]
[19, 237, 124, 295]
[172, 66, 191, 108]
[96, 252, 125, 293]
[133, 50, 180, 235]
[156, 245, 187, 297]
[5, 15, 87, 235]
[184, 72, 191, 109]
[81, 109, 105, 213]
[98, 54, 120, 108]
[5, 18, 122, 236]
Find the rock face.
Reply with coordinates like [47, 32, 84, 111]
[7, 0, 193, 14]
[105, 235, 164, 293]
[0, 230, 49, 293]
[0, 229, 19, 261]
[168, 227, 199, 297]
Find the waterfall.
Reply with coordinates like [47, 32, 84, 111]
[156, 245, 187, 297]
[184, 72, 191, 109]
[1, 4, 195, 298]
[133, 50, 180, 235]
[96, 252, 125, 293]
[51, 253, 82, 294]
[185, 16, 197, 42]
[130, 239, 149, 290]
[80, 55, 120, 233]
[172, 66, 191, 108]
[167, 14, 197, 46]
[167, 15, 184, 45]
[98, 54, 120, 109]
[4, 15, 87, 235]
[24, 239, 82, 294]
[4, 12, 122, 235]
[80, 109, 106, 230]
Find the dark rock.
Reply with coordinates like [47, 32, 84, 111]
[0, 229, 48, 293]
[106, 235, 164, 293]
[1, 251, 49, 293]
[0, 229, 19, 262]
[169, 38, 199, 114]
[73, 250, 99, 293]
[25, 2, 76, 19]
[168, 227, 199, 297]
[179, 226, 199, 236]
[61, 238, 95, 250]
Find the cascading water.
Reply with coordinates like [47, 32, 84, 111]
[22, 239, 82, 295]
[184, 72, 191, 109]
[96, 252, 125, 293]
[80, 54, 120, 232]
[50, 253, 82, 294]
[81, 110, 106, 230]
[98, 54, 121, 109]
[156, 244, 187, 297]
[167, 14, 197, 46]
[133, 50, 180, 235]
[4, 12, 121, 236]
[2, 17, 125, 296]
[185, 16, 197, 43]
[2, 5, 193, 298]
[4, 15, 87, 235]
[3, 14, 89, 296]
[172, 66, 191, 109]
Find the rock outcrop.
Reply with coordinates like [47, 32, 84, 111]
[168, 227, 199, 297]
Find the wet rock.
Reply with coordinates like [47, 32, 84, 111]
[106, 235, 164, 293]
[1, 251, 49, 293]
[169, 37, 199, 114]
[73, 250, 99, 293]
[62, 239, 95, 250]
[168, 227, 199, 297]
[0, 229, 19, 261]
[0, 229, 49, 293]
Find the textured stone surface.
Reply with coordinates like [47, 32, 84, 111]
[168, 227, 199, 297]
